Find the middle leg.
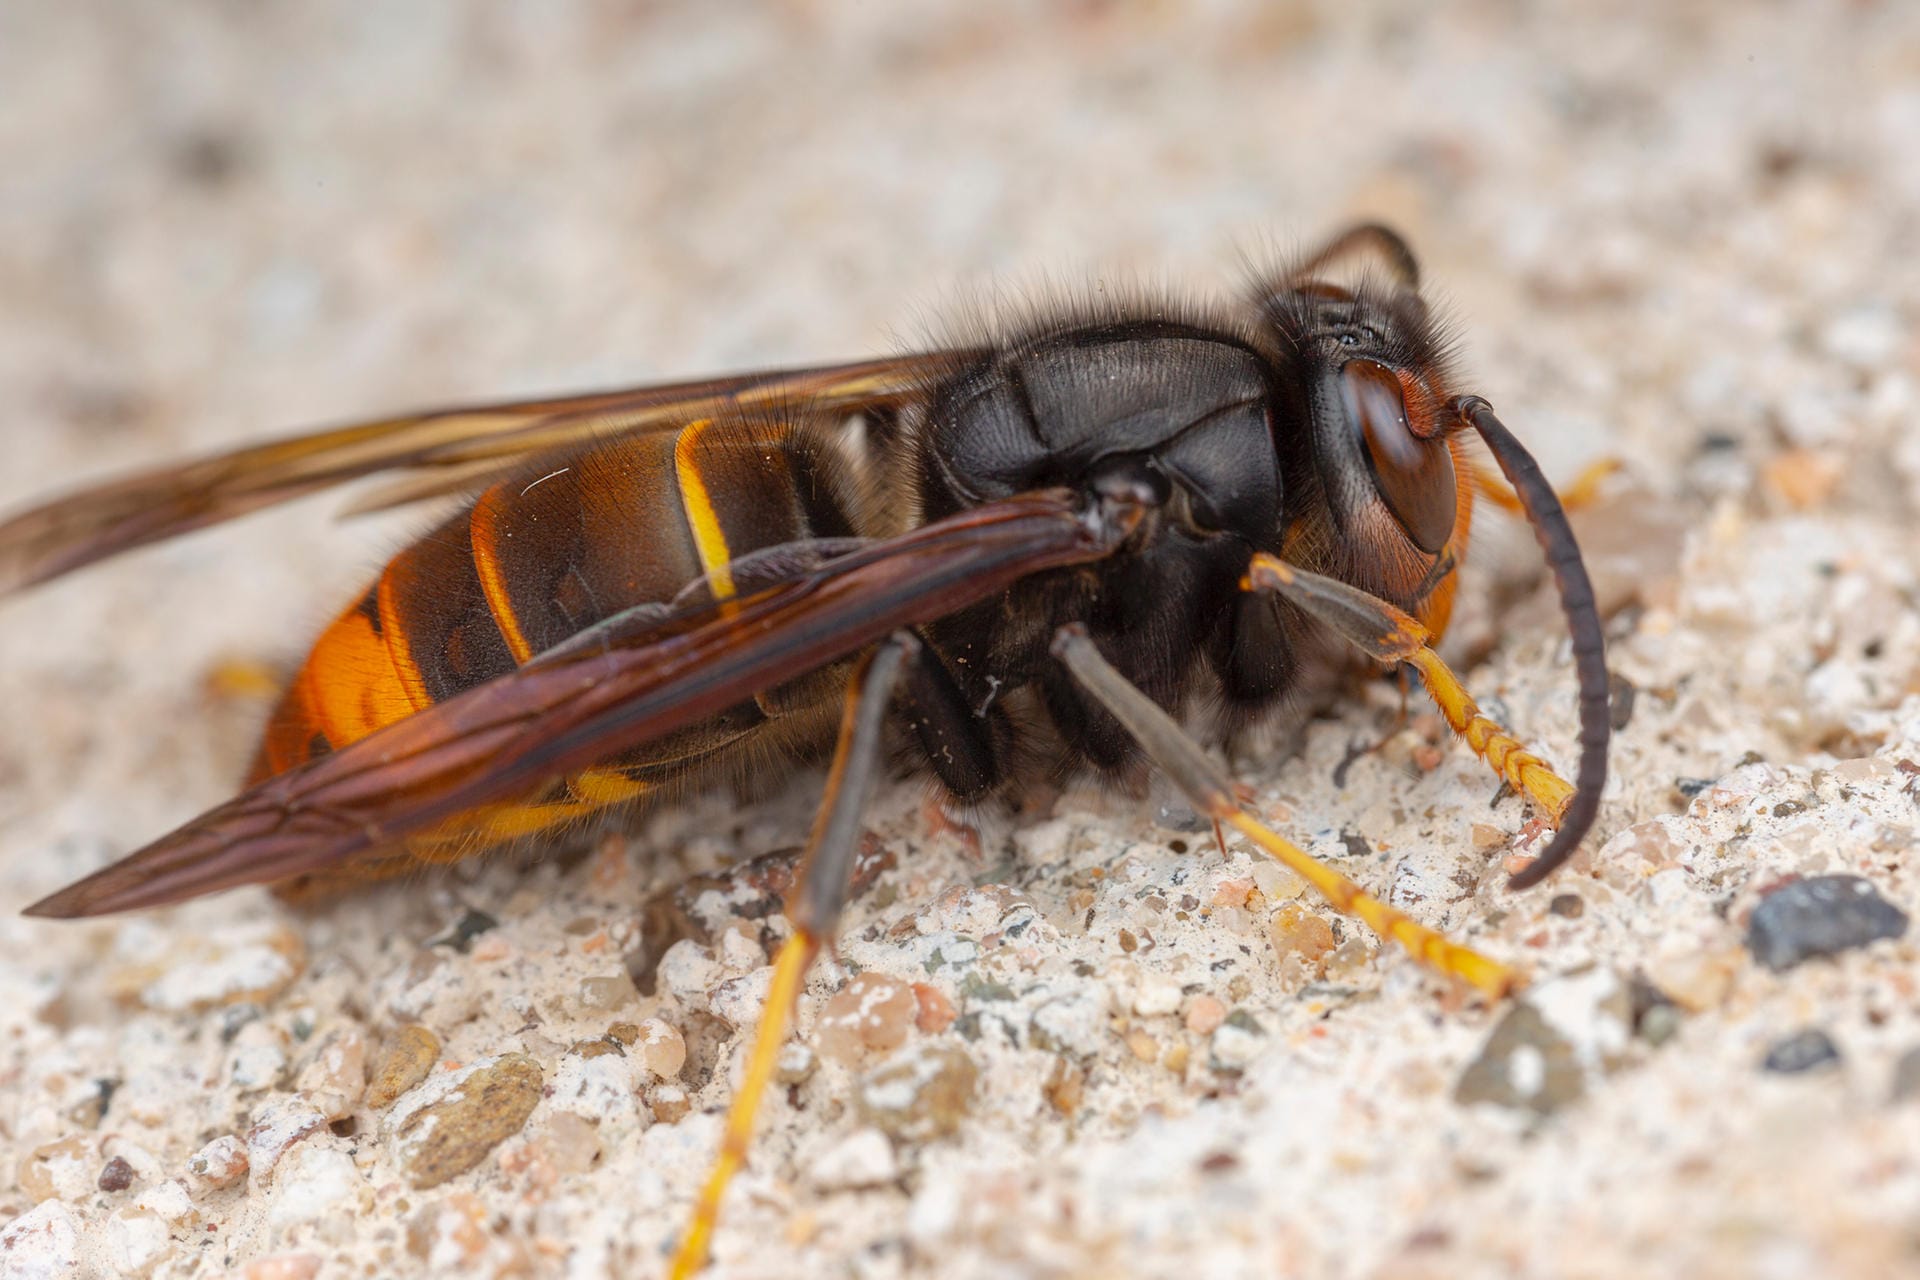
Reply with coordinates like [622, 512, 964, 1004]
[669, 633, 914, 1278]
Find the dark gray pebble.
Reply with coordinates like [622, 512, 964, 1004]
[1746, 875, 1908, 972]
[1762, 1028, 1841, 1074]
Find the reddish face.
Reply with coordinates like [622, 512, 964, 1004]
[1338, 357, 1457, 556]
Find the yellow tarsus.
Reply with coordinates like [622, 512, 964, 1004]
[1405, 648, 1575, 825]
[669, 930, 820, 1279]
[1222, 812, 1518, 999]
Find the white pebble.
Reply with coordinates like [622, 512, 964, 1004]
[1209, 1019, 1267, 1071]
[131, 1179, 194, 1225]
[717, 927, 767, 973]
[1132, 975, 1183, 1018]
[657, 940, 721, 1010]
[709, 966, 776, 1030]
[266, 1145, 365, 1232]
[185, 1135, 249, 1192]
[104, 1208, 172, 1277]
[904, 1171, 965, 1247]
[1031, 987, 1110, 1058]
[230, 1043, 289, 1092]
[549, 1053, 641, 1127]
[806, 1126, 899, 1191]
[0, 1201, 80, 1276]
[244, 1097, 328, 1184]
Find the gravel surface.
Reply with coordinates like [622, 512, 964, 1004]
[3, 5, 1918, 1279]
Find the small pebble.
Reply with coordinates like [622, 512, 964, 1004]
[97, 1155, 135, 1192]
[1030, 987, 1109, 1058]
[1270, 903, 1335, 970]
[806, 1126, 898, 1191]
[393, 1054, 545, 1190]
[430, 908, 499, 954]
[1184, 994, 1227, 1036]
[538, 1112, 603, 1174]
[243, 1256, 324, 1280]
[130, 1180, 193, 1225]
[366, 1024, 441, 1109]
[1321, 936, 1376, 985]
[710, 965, 776, 1028]
[20, 1133, 96, 1203]
[228, 1025, 290, 1092]
[103, 1208, 171, 1276]
[633, 1017, 688, 1080]
[1043, 1056, 1084, 1117]
[549, 1048, 640, 1126]
[62, 1077, 116, 1131]
[817, 973, 917, 1063]
[857, 1043, 978, 1142]
[1761, 1028, 1841, 1074]
[245, 1097, 329, 1183]
[1132, 975, 1182, 1018]
[1250, 861, 1306, 902]
[1209, 1011, 1267, 1073]
[776, 1042, 818, 1085]
[1630, 977, 1685, 1048]
[657, 940, 722, 1009]
[912, 982, 957, 1033]
[1211, 876, 1254, 908]
[575, 973, 636, 1013]
[110, 923, 307, 1013]
[185, 1134, 249, 1192]
[649, 1085, 691, 1124]
[1888, 1047, 1920, 1103]
[1455, 1003, 1585, 1114]
[718, 927, 768, 973]
[296, 1029, 368, 1121]
[0, 1202, 79, 1273]
[1746, 875, 1908, 972]
[267, 1144, 365, 1231]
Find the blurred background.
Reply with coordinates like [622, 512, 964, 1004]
[2, 4, 1918, 1277]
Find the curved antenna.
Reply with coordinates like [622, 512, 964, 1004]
[1454, 396, 1609, 888]
[1285, 222, 1422, 290]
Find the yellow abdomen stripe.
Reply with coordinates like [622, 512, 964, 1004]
[673, 418, 738, 602]
[469, 491, 537, 664]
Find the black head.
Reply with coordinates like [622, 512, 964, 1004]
[1255, 271, 1465, 614]
[1252, 224, 1610, 891]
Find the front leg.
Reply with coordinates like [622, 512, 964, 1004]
[1051, 624, 1518, 1000]
[1241, 553, 1592, 885]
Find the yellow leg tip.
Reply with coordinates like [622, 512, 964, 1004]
[668, 931, 820, 1278]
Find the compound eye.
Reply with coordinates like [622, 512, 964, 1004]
[1341, 359, 1456, 554]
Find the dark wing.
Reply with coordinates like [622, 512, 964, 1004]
[0, 353, 961, 594]
[24, 488, 1138, 917]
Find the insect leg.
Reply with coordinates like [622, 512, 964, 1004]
[898, 635, 1009, 800]
[1050, 625, 1516, 999]
[1242, 553, 1577, 830]
[1469, 457, 1621, 515]
[670, 633, 912, 1279]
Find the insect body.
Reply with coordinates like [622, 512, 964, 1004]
[2, 225, 1610, 1275]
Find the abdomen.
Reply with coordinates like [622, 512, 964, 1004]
[253, 415, 868, 891]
